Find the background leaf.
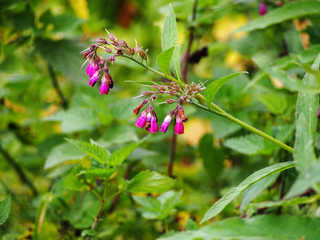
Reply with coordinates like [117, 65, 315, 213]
[157, 47, 175, 77]
[201, 161, 296, 223]
[236, 1, 320, 32]
[128, 171, 175, 193]
[159, 215, 320, 240]
[0, 196, 11, 225]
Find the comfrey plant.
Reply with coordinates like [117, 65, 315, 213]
[81, 9, 295, 159]
[82, 30, 205, 135]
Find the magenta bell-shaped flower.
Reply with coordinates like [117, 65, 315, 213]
[259, 2, 267, 16]
[160, 115, 172, 133]
[99, 82, 109, 95]
[174, 117, 184, 135]
[149, 115, 159, 133]
[136, 111, 147, 128]
[86, 62, 99, 78]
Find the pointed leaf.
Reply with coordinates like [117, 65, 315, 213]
[108, 139, 145, 166]
[66, 138, 109, 165]
[294, 52, 320, 173]
[160, 215, 320, 240]
[157, 47, 175, 77]
[235, 1, 320, 33]
[0, 196, 11, 225]
[205, 72, 247, 109]
[201, 161, 296, 223]
[161, 5, 182, 80]
[128, 170, 175, 193]
[77, 168, 116, 178]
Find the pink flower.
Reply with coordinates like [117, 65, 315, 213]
[174, 118, 184, 135]
[160, 115, 172, 133]
[259, 2, 267, 16]
[136, 111, 147, 128]
[149, 115, 159, 133]
[99, 82, 109, 95]
[89, 71, 100, 87]
[86, 62, 99, 78]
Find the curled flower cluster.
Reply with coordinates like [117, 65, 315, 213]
[132, 83, 192, 135]
[81, 30, 148, 95]
[82, 32, 205, 135]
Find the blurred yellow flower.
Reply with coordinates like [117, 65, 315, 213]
[212, 15, 248, 42]
[183, 118, 212, 146]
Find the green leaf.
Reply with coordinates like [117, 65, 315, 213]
[64, 175, 87, 191]
[157, 47, 175, 77]
[240, 173, 279, 212]
[44, 142, 86, 169]
[66, 139, 109, 165]
[294, 53, 320, 173]
[185, 218, 199, 231]
[235, 1, 320, 32]
[45, 108, 99, 133]
[199, 134, 224, 180]
[159, 215, 320, 240]
[128, 170, 175, 193]
[35, 38, 86, 82]
[201, 161, 296, 223]
[77, 168, 116, 178]
[132, 190, 182, 220]
[0, 196, 11, 225]
[224, 134, 273, 155]
[161, 5, 182, 80]
[258, 94, 287, 114]
[81, 229, 95, 237]
[286, 161, 320, 199]
[108, 139, 145, 166]
[205, 72, 247, 109]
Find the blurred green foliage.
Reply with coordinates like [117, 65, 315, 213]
[1, 0, 320, 239]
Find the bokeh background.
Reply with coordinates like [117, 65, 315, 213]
[1, 0, 320, 239]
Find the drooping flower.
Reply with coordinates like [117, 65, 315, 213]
[259, 2, 267, 16]
[86, 62, 99, 78]
[174, 116, 184, 135]
[99, 82, 109, 95]
[136, 111, 148, 128]
[149, 113, 159, 133]
[160, 111, 174, 133]
[89, 71, 101, 87]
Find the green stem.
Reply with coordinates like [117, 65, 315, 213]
[120, 56, 295, 154]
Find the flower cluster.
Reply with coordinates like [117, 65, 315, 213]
[81, 30, 148, 95]
[82, 31, 205, 135]
[132, 83, 196, 135]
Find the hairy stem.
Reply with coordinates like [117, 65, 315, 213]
[0, 143, 38, 196]
[48, 64, 68, 109]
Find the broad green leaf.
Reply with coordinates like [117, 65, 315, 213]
[161, 5, 182, 80]
[0, 196, 11, 225]
[157, 47, 175, 77]
[258, 94, 287, 114]
[133, 190, 182, 220]
[294, 53, 320, 173]
[64, 175, 87, 191]
[108, 139, 145, 166]
[81, 229, 95, 237]
[35, 38, 86, 82]
[286, 161, 320, 199]
[160, 215, 320, 240]
[205, 72, 247, 109]
[224, 134, 273, 155]
[240, 173, 279, 212]
[235, 1, 320, 33]
[66, 139, 109, 165]
[199, 134, 224, 180]
[45, 142, 86, 169]
[77, 168, 116, 178]
[201, 161, 296, 223]
[99, 125, 138, 146]
[45, 108, 99, 133]
[128, 170, 175, 193]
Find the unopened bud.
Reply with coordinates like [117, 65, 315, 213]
[166, 99, 176, 104]
[105, 47, 113, 53]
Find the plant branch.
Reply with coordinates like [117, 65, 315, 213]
[48, 64, 68, 109]
[121, 53, 295, 154]
[0, 143, 38, 196]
